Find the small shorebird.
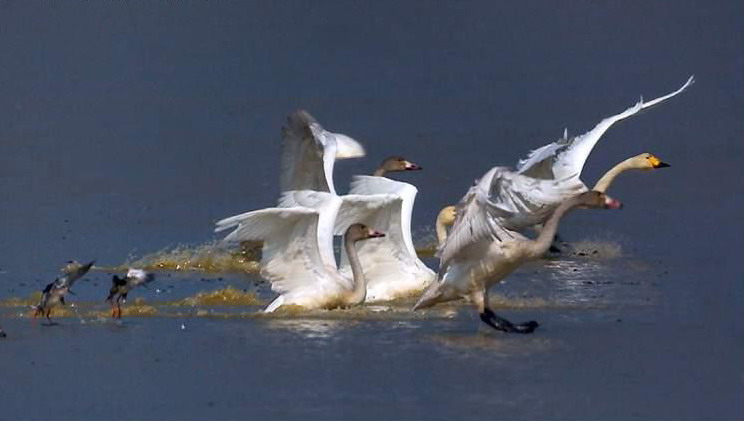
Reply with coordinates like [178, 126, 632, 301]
[34, 260, 95, 322]
[106, 269, 155, 319]
[0, 325, 6, 338]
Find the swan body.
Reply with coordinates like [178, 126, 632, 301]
[280, 110, 365, 195]
[215, 191, 386, 312]
[416, 168, 622, 332]
[491, 76, 692, 231]
[334, 175, 435, 302]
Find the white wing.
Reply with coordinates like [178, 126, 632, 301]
[490, 168, 587, 230]
[517, 75, 694, 180]
[277, 190, 343, 268]
[437, 167, 521, 270]
[215, 206, 339, 296]
[279, 110, 365, 196]
[334, 192, 401, 235]
[333, 133, 366, 159]
[346, 176, 419, 256]
[337, 179, 434, 299]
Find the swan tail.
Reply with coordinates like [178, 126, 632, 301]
[413, 283, 443, 311]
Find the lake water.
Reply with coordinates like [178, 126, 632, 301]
[0, 2, 742, 420]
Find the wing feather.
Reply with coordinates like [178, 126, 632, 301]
[437, 167, 517, 269]
[279, 110, 365, 196]
[518, 75, 694, 180]
[215, 206, 336, 296]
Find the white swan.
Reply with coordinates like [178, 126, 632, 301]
[490, 76, 692, 231]
[280, 110, 366, 195]
[215, 191, 387, 312]
[334, 174, 434, 302]
[414, 169, 622, 332]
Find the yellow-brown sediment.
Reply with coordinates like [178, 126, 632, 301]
[102, 241, 262, 274]
[172, 286, 263, 307]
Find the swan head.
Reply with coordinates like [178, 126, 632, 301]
[436, 206, 457, 227]
[579, 191, 623, 210]
[635, 153, 670, 170]
[379, 156, 423, 173]
[345, 224, 386, 243]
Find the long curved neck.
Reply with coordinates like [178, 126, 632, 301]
[436, 216, 450, 246]
[344, 235, 367, 305]
[372, 167, 386, 177]
[528, 196, 582, 258]
[592, 158, 635, 193]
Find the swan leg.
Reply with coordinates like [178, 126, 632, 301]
[549, 232, 572, 254]
[475, 289, 539, 334]
[480, 308, 539, 334]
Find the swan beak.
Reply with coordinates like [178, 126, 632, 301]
[404, 161, 422, 171]
[648, 155, 670, 169]
[604, 197, 623, 209]
[367, 229, 386, 238]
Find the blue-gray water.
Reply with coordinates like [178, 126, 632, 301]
[1, 2, 742, 420]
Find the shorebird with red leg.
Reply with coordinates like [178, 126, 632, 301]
[106, 269, 155, 319]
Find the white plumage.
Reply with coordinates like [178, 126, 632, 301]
[279, 110, 365, 196]
[335, 176, 435, 302]
[490, 76, 694, 231]
[216, 191, 386, 312]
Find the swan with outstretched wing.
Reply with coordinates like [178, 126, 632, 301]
[417, 171, 623, 333]
[489, 76, 692, 231]
[216, 191, 384, 312]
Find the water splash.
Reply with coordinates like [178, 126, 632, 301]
[108, 241, 262, 273]
[172, 286, 263, 307]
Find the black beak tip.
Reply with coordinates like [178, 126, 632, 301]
[657, 162, 671, 168]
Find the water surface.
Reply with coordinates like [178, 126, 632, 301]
[0, 2, 742, 420]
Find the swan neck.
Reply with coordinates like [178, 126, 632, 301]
[435, 216, 449, 246]
[531, 197, 580, 257]
[372, 167, 386, 177]
[592, 158, 634, 193]
[344, 235, 367, 305]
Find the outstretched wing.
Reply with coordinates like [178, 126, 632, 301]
[437, 167, 518, 269]
[279, 110, 365, 196]
[277, 190, 343, 268]
[489, 168, 587, 230]
[56, 261, 94, 289]
[215, 206, 335, 295]
[337, 185, 432, 291]
[517, 75, 694, 181]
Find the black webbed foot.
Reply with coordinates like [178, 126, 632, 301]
[479, 308, 539, 334]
